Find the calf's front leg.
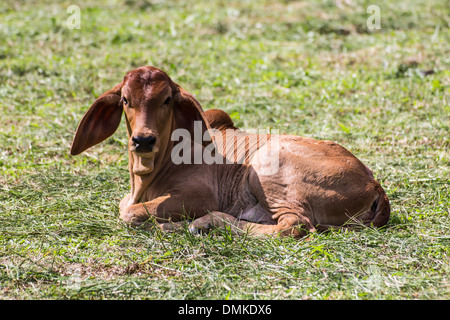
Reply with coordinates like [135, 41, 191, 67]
[119, 194, 210, 229]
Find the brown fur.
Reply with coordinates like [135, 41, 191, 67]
[71, 66, 390, 238]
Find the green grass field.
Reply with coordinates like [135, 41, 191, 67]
[0, 0, 448, 299]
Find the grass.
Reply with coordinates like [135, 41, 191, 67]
[0, 0, 449, 299]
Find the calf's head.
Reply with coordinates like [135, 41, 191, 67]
[70, 66, 209, 175]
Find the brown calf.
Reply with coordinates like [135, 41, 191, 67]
[71, 66, 390, 237]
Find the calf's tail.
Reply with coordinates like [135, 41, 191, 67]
[368, 185, 390, 227]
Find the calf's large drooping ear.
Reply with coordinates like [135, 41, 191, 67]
[70, 82, 123, 155]
[172, 86, 212, 141]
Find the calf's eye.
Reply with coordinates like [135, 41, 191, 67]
[163, 97, 171, 105]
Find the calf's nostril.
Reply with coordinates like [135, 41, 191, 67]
[132, 136, 143, 144]
[132, 136, 156, 152]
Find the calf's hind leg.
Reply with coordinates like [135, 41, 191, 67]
[188, 211, 315, 238]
